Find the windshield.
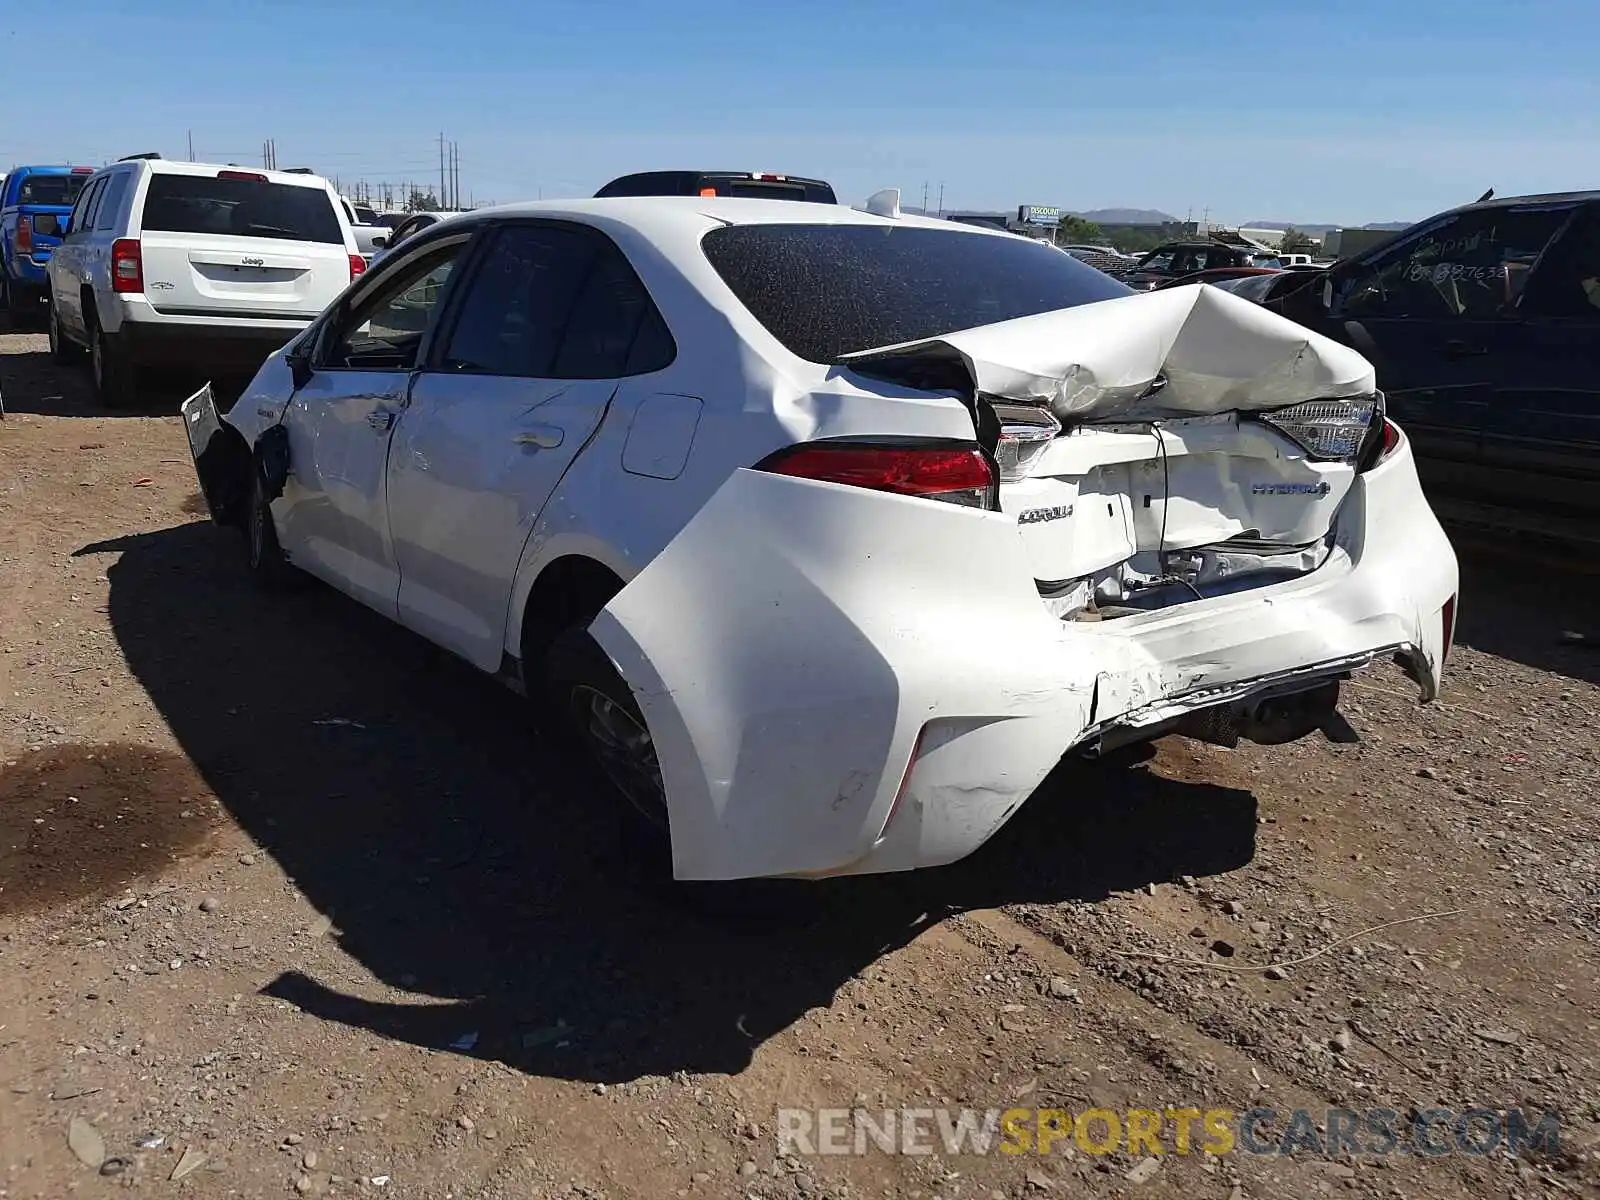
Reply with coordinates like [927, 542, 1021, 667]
[18, 174, 87, 206]
[702, 223, 1131, 362]
[139, 175, 344, 243]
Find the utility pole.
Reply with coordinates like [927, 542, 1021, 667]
[921, 181, 928, 213]
[937, 182, 944, 216]
[439, 133, 447, 208]
[187, 130, 194, 161]
[450, 142, 460, 209]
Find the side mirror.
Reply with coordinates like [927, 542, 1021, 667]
[371, 236, 388, 249]
[36, 214, 61, 237]
[286, 347, 314, 390]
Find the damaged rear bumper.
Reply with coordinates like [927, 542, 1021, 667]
[591, 432, 1456, 881]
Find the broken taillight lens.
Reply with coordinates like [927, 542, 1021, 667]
[1257, 396, 1378, 462]
[990, 401, 1061, 482]
[756, 441, 998, 509]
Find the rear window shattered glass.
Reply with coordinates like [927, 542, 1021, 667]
[703, 223, 1130, 363]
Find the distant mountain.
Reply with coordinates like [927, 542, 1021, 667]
[1077, 208, 1178, 225]
[1246, 219, 1414, 233]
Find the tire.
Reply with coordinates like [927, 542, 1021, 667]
[545, 626, 670, 846]
[543, 625, 824, 921]
[89, 319, 139, 409]
[244, 466, 297, 591]
[48, 304, 83, 364]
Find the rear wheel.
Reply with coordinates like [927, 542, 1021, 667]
[545, 626, 668, 840]
[543, 622, 819, 921]
[89, 319, 139, 409]
[48, 304, 83, 364]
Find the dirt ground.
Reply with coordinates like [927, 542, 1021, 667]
[2, 330, 1598, 1200]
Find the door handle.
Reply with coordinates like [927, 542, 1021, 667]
[1443, 339, 1488, 358]
[513, 426, 564, 449]
[367, 409, 397, 431]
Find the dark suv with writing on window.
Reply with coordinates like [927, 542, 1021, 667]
[1260, 191, 1600, 543]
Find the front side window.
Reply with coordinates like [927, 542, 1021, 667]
[139, 174, 344, 244]
[703, 223, 1130, 364]
[1341, 206, 1575, 320]
[323, 242, 465, 370]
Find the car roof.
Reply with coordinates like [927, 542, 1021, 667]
[1446, 190, 1600, 213]
[109, 160, 336, 189]
[6, 164, 92, 175]
[433, 196, 1015, 241]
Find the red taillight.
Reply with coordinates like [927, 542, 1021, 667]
[348, 254, 366, 280]
[110, 239, 143, 293]
[1440, 595, 1457, 664]
[15, 219, 32, 252]
[71, 166, 94, 175]
[1381, 417, 1401, 458]
[756, 442, 996, 508]
[218, 170, 268, 182]
[698, 187, 718, 197]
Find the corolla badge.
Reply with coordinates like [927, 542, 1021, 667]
[1017, 504, 1074, 525]
[1252, 481, 1331, 496]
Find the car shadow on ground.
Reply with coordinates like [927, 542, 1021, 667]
[1448, 538, 1600, 688]
[80, 519, 1259, 1085]
[0, 347, 243, 417]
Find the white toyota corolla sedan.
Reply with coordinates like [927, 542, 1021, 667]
[182, 195, 1459, 881]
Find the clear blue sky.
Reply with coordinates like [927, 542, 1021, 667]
[2, 0, 1596, 225]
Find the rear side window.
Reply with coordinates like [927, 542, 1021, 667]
[703, 223, 1130, 363]
[554, 243, 675, 377]
[442, 223, 673, 379]
[17, 174, 87, 206]
[442, 226, 598, 376]
[1520, 209, 1600, 319]
[138, 175, 343, 243]
[95, 174, 130, 230]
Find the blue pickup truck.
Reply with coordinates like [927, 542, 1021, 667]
[2, 164, 95, 323]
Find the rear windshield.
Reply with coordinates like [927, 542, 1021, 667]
[703, 223, 1131, 362]
[139, 175, 343, 243]
[725, 180, 835, 203]
[17, 174, 87, 206]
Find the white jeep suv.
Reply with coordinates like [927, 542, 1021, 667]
[46, 157, 364, 407]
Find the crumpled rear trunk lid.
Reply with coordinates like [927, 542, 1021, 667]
[843, 283, 1382, 615]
